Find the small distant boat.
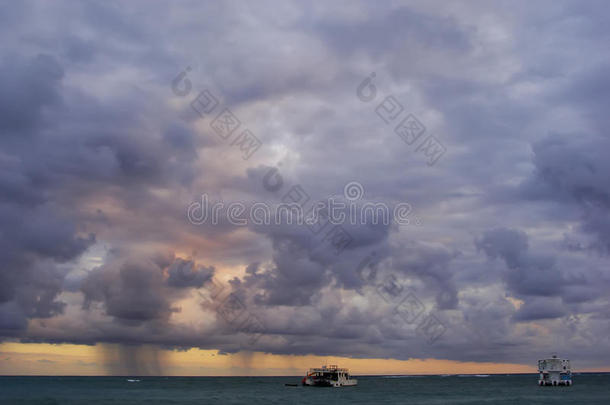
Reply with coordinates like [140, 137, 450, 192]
[126, 379, 141, 383]
[302, 365, 357, 387]
[538, 355, 572, 386]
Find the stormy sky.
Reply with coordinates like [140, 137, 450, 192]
[1, 0, 610, 373]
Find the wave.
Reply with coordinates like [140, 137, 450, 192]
[457, 374, 490, 378]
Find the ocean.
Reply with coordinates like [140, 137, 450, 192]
[1, 374, 609, 404]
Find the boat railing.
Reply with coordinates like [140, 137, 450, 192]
[308, 365, 349, 373]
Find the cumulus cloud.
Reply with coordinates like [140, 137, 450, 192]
[166, 258, 214, 288]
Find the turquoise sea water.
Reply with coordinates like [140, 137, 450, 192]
[1, 374, 609, 404]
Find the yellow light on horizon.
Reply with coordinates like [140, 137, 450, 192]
[0, 342, 550, 376]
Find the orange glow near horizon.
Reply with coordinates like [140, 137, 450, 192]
[3, 342, 599, 376]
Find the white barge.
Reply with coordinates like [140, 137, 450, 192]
[538, 355, 572, 386]
[302, 365, 357, 387]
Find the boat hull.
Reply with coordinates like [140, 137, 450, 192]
[302, 377, 357, 387]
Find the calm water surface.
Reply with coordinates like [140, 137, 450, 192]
[1, 374, 609, 404]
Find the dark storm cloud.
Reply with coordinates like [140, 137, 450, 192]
[0, 52, 96, 335]
[81, 256, 173, 324]
[0, 49, 198, 337]
[166, 258, 214, 288]
[2, 0, 610, 370]
[391, 241, 459, 309]
[477, 228, 569, 298]
[81, 253, 216, 324]
[518, 133, 610, 259]
[240, 238, 331, 306]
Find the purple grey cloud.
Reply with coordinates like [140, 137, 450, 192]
[1, 0, 610, 370]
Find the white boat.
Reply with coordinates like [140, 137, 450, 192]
[538, 355, 572, 386]
[302, 365, 358, 387]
